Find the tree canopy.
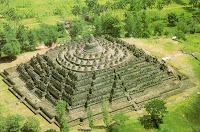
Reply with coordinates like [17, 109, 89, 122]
[39, 24, 58, 47]
[21, 117, 40, 132]
[2, 40, 21, 58]
[5, 114, 24, 132]
[140, 99, 167, 129]
[55, 100, 69, 132]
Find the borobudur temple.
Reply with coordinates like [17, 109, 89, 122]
[1, 35, 195, 126]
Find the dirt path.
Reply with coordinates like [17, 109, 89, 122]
[162, 53, 184, 61]
[0, 47, 52, 72]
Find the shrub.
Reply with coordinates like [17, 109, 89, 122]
[38, 24, 58, 47]
[167, 13, 178, 27]
[2, 40, 21, 58]
[153, 21, 165, 36]
[177, 21, 189, 33]
[69, 18, 85, 40]
[5, 114, 24, 132]
[100, 13, 122, 37]
[175, 30, 186, 40]
[21, 117, 40, 132]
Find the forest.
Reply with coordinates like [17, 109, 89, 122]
[0, 0, 199, 59]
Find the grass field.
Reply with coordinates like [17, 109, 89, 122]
[183, 34, 200, 53]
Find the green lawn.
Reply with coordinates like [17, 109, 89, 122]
[183, 34, 200, 53]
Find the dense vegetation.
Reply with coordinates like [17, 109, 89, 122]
[0, 0, 199, 59]
[0, 104, 41, 132]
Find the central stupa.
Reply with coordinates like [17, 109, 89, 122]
[57, 34, 129, 72]
[84, 34, 103, 52]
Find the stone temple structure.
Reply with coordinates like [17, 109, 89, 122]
[1, 35, 195, 126]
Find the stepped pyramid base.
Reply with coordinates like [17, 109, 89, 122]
[1, 35, 195, 126]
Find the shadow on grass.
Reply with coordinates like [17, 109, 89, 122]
[93, 125, 106, 129]
[77, 128, 91, 132]
[183, 96, 200, 132]
[182, 7, 196, 13]
[0, 56, 17, 63]
[77, 125, 106, 132]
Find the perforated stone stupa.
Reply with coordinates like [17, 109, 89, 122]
[1, 35, 195, 126]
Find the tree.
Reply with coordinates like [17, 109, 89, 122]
[157, 0, 164, 10]
[142, 99, 167, 129]
[163, 0, 171, 5]
[128, 0, 142, 11]
[55, 100, 69, 132]
[56, 22, 66, 38]
[141, 11, 151, 38]
[189, 19, 198, 34]
[85, 0, 98, 11]
[0, 30, 7, 58]
[112, 0, 128, 10]
[3, 23, 17, 42]
[2, 40, 21, 58]
[133, 13, 143, 38]
[16, 25, 29, 51]
[27, 30, 37, 51]
[102, 98, 110, 128]
[5, 114, 24, 132]
[60, 117, 70, 132]
[72, 5, 81, 16]
[69, 18, 84, 40]
[101, 13, 122, 37]
[153, 21, 165, 36]
[124, 12, 135, 37]
[189, 0, 200, 8]
[0, 0, 10, 8]
[0, 117, 6, 132]
[167, 13, 178, 27]
[93, 4, 106, 16]
[21, 117, 40, 132]
[141, 0, 148, 10]
[56, 100, 67, 119]
[39, 24, 58, 47]
[93, 16, 103, 36]
[54, 8, 63, 16]
[175, 30, 186, 40]
[87, 106, 94, 129]
[4, 7, 22, 26]
[45, 129, 57, 132]
[177, 21, 189, 33]
[112, 113, 129, 126]
[164, 29, 170, 38]
[146, 0, 156, 9]
[109, 113, 129, 132]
